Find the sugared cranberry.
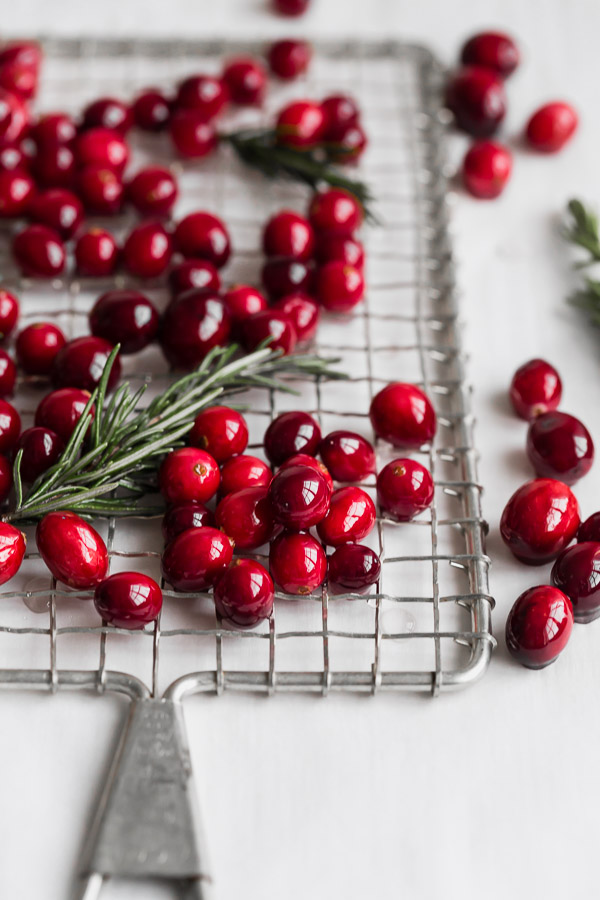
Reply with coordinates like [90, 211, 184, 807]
[317, 486, 376, 546]
[273, 0, 310, 16]
[321, 94, 360, 139]
[262, 256, 313, 299]
[29, 188, 83, 238]
[216, 486, 279, 549]
[578, 513, 600, 543]
[525, 102, 578, 153]
[81, 97, 133, 135]
[160, 291, 231, 368]
[35, 388, 94, 443]
[510, 358, 562, 420]
[31, 112, 77, 147]
[127, 166, 178, 218]
[132, 88, 171, 132]
[75, 228, 119, 277]
[462, 140, 512, 199]
[308, 188, 363, 236]
[219, 454, 272, 496]
[0, 453, 11, 501]
[370, 382, 437, 449]
[176, 75, 229, 119]
[315, 261, 364, 312]
[75, 128, 129, 175]
[16, 322, 66, 375]
[223, 57, 267, 106]
[77, 165, 123, 215]
[169, 110, 217, 159]
[162, 526, 233, 592]
[315, 234, 364, 269]
[319, 430, 375, 482]
[0, 522, 26, 585]
[13, 225, 66, 278]
[328, 544, 381, 594]
[222, 284, 267, 326]
[446, 66, 507, 137]
[37, 511, 108, 589]
[161, 501, 215, 544]
[500, 478, 580, 565]
[241, 310, 297, 355]
[0, 61, 38, 101]
[552, 542, 600, 623]
[0, 289, 19, 340]
[0, 141, 29, 172]
[276, 100, 325, 149]
[52, 336, 121, 392]
[16, 426, 64, 482]
[31, 144, 75, 188]
[0, 169, 35, 218]
[122, 221, 172, 279]
[0, 86, 28, 143]
[264, 410, 321, 465]
[214, 559, 274, 627]
[268, 463, 330, 529]
[273, 292, 319, 343]
[0, 349, 16, 396]
[326, 122, 368, 164]
[169, 259, 221, 296]
[279, 453, 333, 494]
[526, 411, 594, 485]
[159, 446, 220, 505]
[460, 31, 520, 78]
[506, 585, 573, 669]
[189, 405, 248, 462]
[89, 290, 159, 354]
[94, 572, 162, 629]
[263, 210, 315, 260]
[174, 211, 231, 267]
[377, 458, 434, 521]
[269, 531, 326, 595]
[268, 40, 311, 80]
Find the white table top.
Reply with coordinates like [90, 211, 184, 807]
[1, 2, 599, 899]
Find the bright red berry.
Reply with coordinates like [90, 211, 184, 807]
[35, 388, 94, 443]
[0, 289, 19, 340]
[268, 463, 330, 529]
[510, 358, 562, 420]
[263, 210, 315, 260]
[132, 89, 171, 132]
[215, 486, 279, 549]
[31, 112, 77, 147]
[279, 453, 333, 494]
[174, 211, 231, 267]
[0, 41, 42, 73]
[326, 122, 368, 165]
[321, 94, 360, 138]
[0, 142, 29, 173]
[189, 405, 248, 462]
[161, 501, 215, 544]
[219, 454, 272, 496]
[269, 531, 326, 595]
[169, 259, 221, 297]
[262, 256, 313, 300]
[89, 290, 159, 354]
[0, 61, 38, 101]
[276, 100, 325, 149]
[446, 66, 507, 137]
[319, 430, 375, 482]
[552, 542, 600, 624]
[500, 478, 580, 565]
[317, 486, 376, 546]
[273, 292, 320, 343]
[0, 349, 16, 396]
[214, 559, 274, 628]
[460, 31, 520, 78]
[264, 410, 321, 465]
[29, 188, 83, 238]
[377, 458, 434, 521]
[94, 572, 162, 629]
[159, 447, 220, 505]
[175, 75, 229, 119]
[162, 526, 233, 592]
[268, 40, 312, 80]
[241, 310, 297, 355]
[13, 225, 66, 278]
[506, 585, 573, 669]
[315, 261, 364, 312]
[0, 169, 35, 218]
[315, 234, 364, 269]
[222, 284, 268, 326]
[51, 336, 122, 392]
[0, 86, 28, 143]
[223, 57, 267, 106]
[75, 127, 129, 174]
[37, 510, 108, 589]
[0, 522, 26, 585]
[169, 110, 217, 159]
[462, 140, 512, 199]
[31, 144, 75, 188]
[81, 97, 133, 134]
[308, 188, 363, 235]
[525, 102, 578, 153]
[328, 544, 381, 594]
[16, 426, 64, 482]
[160, 291, 231, 368]
[273, 0, 310, 16]
[127, 166, 178, 217]
[16, 322, 66, 375]
[370, 382, 437, 449]
[526, 411, 594, 485]
[122, 221, 172, 278]
[75, 228, 119, 277]
[77, 165, 124, 215]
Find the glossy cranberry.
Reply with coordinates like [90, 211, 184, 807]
[268, 40, 311, 80]
[506, 586, 573, 669]
[551, 542, 600, 623]
[162, 526, 233, 592]
[13, 225, 66, 278]
[29, 188, 83, 238]
[319, 430, 375, 482]
[16, 322, 66, 375]
[370, 383, 436, 449]
[16, 426, 64, 482]
[279, 453, 333, 494]
[315, 234, 364, 270]
[31, 112, 77, 147]
[321, 94, 360, 138]
[462, 140, 512, 199]
[264, 411, 321, 465]
[216, 486, 279, 549]
[0, 453, 11, 501]
[317, 486, 376, 546]
[160, 291, 231, 368]
[263, 210, 314, 260]
[223, 57, 267, 106]
[127, 166, 178, 217]
[0, 349, 16, 396]
[273, 0, 310, 16]
[176, 75, 229, 119]
[77, 165, 123, 215]
[262, 256, 313, 299]
[222, 284, 267, 327]
[0, 288, 19, 340]
[328, 544, 381, 594]
[308, 188, 363, 236]
[219, 454, 272, 496]
[578, 512, 600, 543]
[268, 463, 330, 529]
[214, 559, 274, 627]
[446, 66, 507, 137]
[0, 86, 28, 143]
[460, 31, 520, 78]
[75, 228, 119, 277]
[169, 110, 217, 159]
[37, 510, 108, 589]
[326, 122, 368, 164]
[0, 61, 38, 101]
[525, 102, 578, 153]
[174, 212, 231, 267]
[31, 144, 75, 188]
[377, 458, 434, 521]
[0, 522, 26, 585]
[132, 89, 171, 132]
[510, 358, 562, 420]
[241, 309, 297, 355]
[0, 42, 42, 73]
[189, 405, 248, 462]
[0, 141, 29, 172]
[161, 501, 215, 544]
[75, 128, 129, 175]
[90, 290, 159, 354]
[52, 336, 121, 392]
[81, 97, 133, 135]
[273, 292, 319, 343]
[94, 572, 162, 629]
[122, 221, 172, 279]
[169, 259, 221, 297]
[315, 261, 364, 312]
[270, 531, 326, 595]
[276, 100, 325, 149]
[0, 169, 35, 217]
[526, 411, 594, 485]
[159, 447, 220, 505]
[500, 478, 580, 565]
[35, 388, 94, 443]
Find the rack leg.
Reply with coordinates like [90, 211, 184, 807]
[74, 872, 105, 900]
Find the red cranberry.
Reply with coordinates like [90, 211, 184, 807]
[0, 453, 11, 501]
[263, 210, 315, 260]
[0, 141, 29, 172]
[174, 212, 231, 267]
[214, 559, 274, 627]
[510, 358, 562, 420]
[315, 234, 364, 269]
[127, 166, 177, 218]
[216, 486, 279, 549]
[222, 284, 267, 326]
[77, 164, 123, 215]
[219, 454, 272, 496]
[16, 426, 64, 482]
[462, 140, 512, 199]
[317, 486, 376, 546]
[328, 544, 381, 594]
[16, 322, 66, 375]
[370, 382, 436, 449]
[552, 542, 600, 624]
[52, 336, 121, 392]
[321, 94, 360, 139]
[578, 513, 600, 543]
[159, 447, 220, 505]
[37, 510, 108, 589]
[160, 291, 231, 368]
[446, 66, 507, 137]
[169, 259, 221, 296]
[308, 188, 363, 235]
[268, 40, 311, 80]
[319, 430, 375, 482]
[223, 57, 267, 106]
[0, 61, 38, 101]
[0, 169, 35, 218]
[31, 144, 75, 188]
[506, 586, 573, 668]
[29, 188, 83, 238]
[132, 89, 171, 132]
[241, 310, 297, 355]
[269, 531, 326, 595]
[0, 349, 16, 396]
[189, 405, 248, 462]
[162, 526, 233, 592]
[276, 100, 325, 149]
[75, 128, 129, 175]
[526, 411, 594, 485]
[169, 110, 217, 159]
[0, 288, 19, 340]
[273, 292, 319, 342]
[315, 261, 364, 312]
[89, 290, 159, 354]
[268, 463, 330, 529]
[262, 256, 313, 299]
[81, 97, 133, 135]
[35, 388, 94, 443]
[326, 122, 367, 164]
[500, 478, 580, 565]
[94, 572, 162, 629]
[264, 411, 321, 465]
[31, 112, 77, 147]
[161, 501, 215, 544]
[0, 522, 26, 585]
[0, 86, 28, 143]
[273, 0, 310, 16]
[13, 225, 66, 278]
[122, 221, 172, 278]
[279, 453, 333, 494]
[377, 458, 434, 521]
[176, 75, 229, 119]
[75, 228, 119, 277]
[525, 102, 578, 153]
[0, 41, 41, 72]
[460, 31, 520, 78]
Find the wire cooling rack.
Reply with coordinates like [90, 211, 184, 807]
[0, 38, 494, 706]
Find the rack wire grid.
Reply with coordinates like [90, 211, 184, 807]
[0, 37, 494, 702]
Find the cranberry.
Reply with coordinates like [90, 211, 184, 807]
[377, 458, 434, 521]
[169, 110, 217, 159]
[462, 140, 512, 199]
[0, 61, 38, 101]
[15, 426, 64, 482]
[222, 284, 267, 326]
[308, 188, 363, 236]
[273, 292, 319, 343]
[216, 486, 279, 549]
[319, 430, 375, 482]
[0, 349, 16, 396]
[90, 290, 159, 354]
[189, 405, 248, 462]
[506, 585, 573, 669]
[273, 0, 310, 16]
[268, 40, 311, 80]
[161, 501, 215, 544]
[77, 165, 123, 215]
[551, 542, 600, 623]
[132, 89, 171, 132]
[37, 510, 108, 589]
[264, 411, 321, 465]
[176, 75, 229, 119]
[29, 188, 83, 238]
[276, 100, 325, 149]
[81, 97, 133, 135]
[0, 169, 35, 218]
[0, 141, 29, 172]
[219, 454, 272, 496]
[16, 322, 66, 375]
[526, 411, 594, 485]
[269, 531, 326, 595]
[370, 382, 436, 449]
[0, 453, 11, 501]
[241, 310, 297, 355]
[500, 478, 580, 565]
[0, 522, 26, 585]
[460, 31, 520, 78]
[279, 453, 333, 494]
[0, 87, 28, 143]
[578, 513, 600, 543]
[214, 559, 274, 627]
[0, 42, 42, 73]
[126, 166, 177, 218]
[13, 225, 66, 278]
[510, 359, 562, 420]
[315, 261, 364, 312]
[122, 221, 172, 279]
[263, 210, 315, 260]
[31, 144, 75, 188]
[262, 256, 313, 299]
[35, 388, 94, 443]
[268, 463, 330, 529]
[326, 122, 368, 164]
[446, 66, 507, 137]
[315, 234, 364, 269]
[161, 526, 233, 592]
[169, 259, 221, 296]
[159, 446, 220, 505]
[321, 94, 360, 139]
[32, 112, 77, 147]
[160, 291, 231, 368]
[75, 228, 119, 277]
[174, 212, 231, 267]
[75, 128, 129, 175]
[52, 336, 121, 392]
[525, 102, 578, 153]
[223, 57, 267, 106]
[328, 544, 381, 594]
[94, 572, 162, 629]
[0, 289, 19, 340]
[317, 486, 376, 546]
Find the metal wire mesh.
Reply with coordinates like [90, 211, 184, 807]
[0, 38, 494, 699]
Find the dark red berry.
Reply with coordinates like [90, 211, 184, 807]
[317, 486, 376, 546]
[273, 292, 319, 343]
[462, 140, 512, 199]
[0, 42, 42, 73]
[446, 66, 507, 137]
[169, 110, 217, 159]
[31, 143, 75, 188]
[241, 310, 297, 355]
[222, 284, 267, 325]
[0, 141, 29, 172]
[0, 61, 38, 101]
[268, 463, 330, 529]
[321, 94, 360, 139]
[189, 405, 248, 462]
[0, 453, 11, 501]
[552, 542, 600, 624]
[0, 289, 19, 340]
[0, 521, 26, 584]
[264, 410, 321, 465]
[526, 411, 594, 485]
[328, 544, 381, 594]
[94, 572, 162, 629]
[161, 501, 215, 544]
[127, 166, 178, 217]
[223, 57, 267, 106]
[216, 486, 279, 549]
[0, 169, 35, 218]
[16, 322, 66, 375]
[52, 336, 121, 392]
[173, 211, 231, 267]
[460, 31, 520, 78]
[159, 447, 220, 505]
[77, 164, 123, 215]
[276, 100, 325, 149]
[315, 234, 364, 269]
[269, 531, 326, 595]
[162, 526, 233, 592]
[75, 127, 129, 175]
[35, 388, 94, 443]
[370, 382, 437, 449]
[0, 86, 28, 143]
[377, 458, 434, 521]
[214, 559, 274, 627]
[506, 585, 573, 669]
[13, 225, 66, 278]
[160, 291, 231, 368]
[500, 478, 580, 565]
[263, 210, 315, 260]
[31, 112, 77, 147]
[279, 453, 333, 494]
[16, 426, 64, 482]
[175, 75, 229, 119]
[525, 102, 578, 153]
[29, 188, 83, 238]
[81, 97, 133, 135]
[268, 40, 311, 80]
[578, 513, 600, 543]
[122, 221, 172, 279]
[510, 358, 562, 420]
[0, 349, 16, 396]
[308, 188, 363, 235]
[315, 261, 364, 312]
[273, 0, 310, 16]
[326, 122, 368, 165]
[132, 89, 171, 132]
[75, 228, 119, 277]
[319, 430, 375, 482]
[169, 259, 221, 296]
[89, 290, 159, 354]
[37, 510, 108, 589]
[262, 256, 313, 299]
[219, 454, 272, 496]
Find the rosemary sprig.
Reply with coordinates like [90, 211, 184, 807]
[6, 345, 345, 524]
[564, 198, 600, 325]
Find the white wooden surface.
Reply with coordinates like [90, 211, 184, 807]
[1, 2, 599, 898]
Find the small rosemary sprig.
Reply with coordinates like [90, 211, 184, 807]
[6, 345, 345, 524]
[564, 198, 600, 326]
